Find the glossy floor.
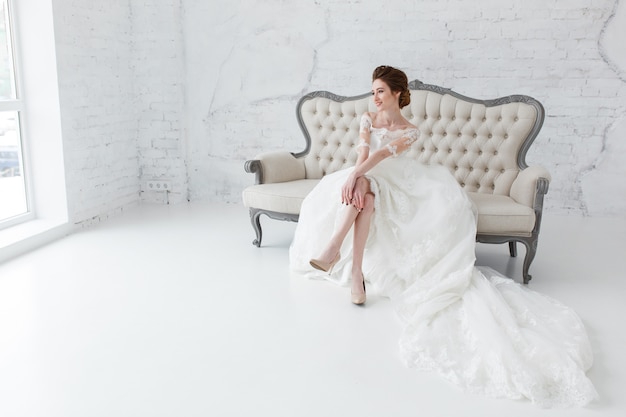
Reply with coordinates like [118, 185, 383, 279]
[0, 203, 625, 417]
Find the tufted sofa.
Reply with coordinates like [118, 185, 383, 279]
[242, 80, 551, 284]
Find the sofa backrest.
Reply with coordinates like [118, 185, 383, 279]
[296, 80, 544, 196]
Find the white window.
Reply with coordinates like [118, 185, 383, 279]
[0, 0, 28, 229]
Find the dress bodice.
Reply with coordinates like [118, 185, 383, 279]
[360, 113, 419, 155]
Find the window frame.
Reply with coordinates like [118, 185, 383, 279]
[0, 0, 34, 230]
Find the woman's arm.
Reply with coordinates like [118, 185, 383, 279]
[354, 113, 372, 168]
[342, 129, 419, 205]
[358, 128, 419, 175]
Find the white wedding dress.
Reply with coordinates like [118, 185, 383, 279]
[289, 116, 598, 408]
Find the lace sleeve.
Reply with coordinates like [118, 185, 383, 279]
[404, 128, 419, 146]
[358, 114, 372, 150]
[359, 113, 372, 134]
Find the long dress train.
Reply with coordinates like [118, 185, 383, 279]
[288, 120, 598, 408]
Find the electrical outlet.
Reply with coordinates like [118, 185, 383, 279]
[146, 180, 172, 192]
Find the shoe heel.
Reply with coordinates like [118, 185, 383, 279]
[351, 275, 366, 305]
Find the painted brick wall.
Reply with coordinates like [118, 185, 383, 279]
[185, 0, 626, 215]
[53, 0, 140, 226]
[131, 0, 187, 205]
[53, 0, 187, 225]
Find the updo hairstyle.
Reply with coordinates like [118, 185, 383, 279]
[372, 65, 411, 108]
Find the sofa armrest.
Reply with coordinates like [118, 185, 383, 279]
[244, 150, 306, 184]
[510, 165, 551, 207]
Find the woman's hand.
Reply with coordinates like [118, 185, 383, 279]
[342, 173, 369, 211]
[351, 177, 370, 211]
[341, 173, 358, 206]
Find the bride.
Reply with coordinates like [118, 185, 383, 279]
[289, 66, 598, 407]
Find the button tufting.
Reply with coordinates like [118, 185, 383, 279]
[504, 134, 509, 139]
[488, 134, 493, 138]
[473, 133, 477, 138]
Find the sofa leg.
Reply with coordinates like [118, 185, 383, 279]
[508, 241, 517, 257]
[249, 209, 263, 247]
[518, 238, 538, 285]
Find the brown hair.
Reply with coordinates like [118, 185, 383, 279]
[372, 65, 411, 108]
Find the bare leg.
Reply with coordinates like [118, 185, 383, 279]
[351, 192, 374, 296]
[314, 203, 359, 264]
[315, 176, 372, 263]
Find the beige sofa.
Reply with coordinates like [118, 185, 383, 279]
[243, 80, 550, 284]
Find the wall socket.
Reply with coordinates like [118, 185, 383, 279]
[146, 180, 172, 192]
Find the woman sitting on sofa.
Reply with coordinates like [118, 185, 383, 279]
[289, 65, 597, 408]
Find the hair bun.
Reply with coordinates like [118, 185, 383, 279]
[399, 90, 411, 108]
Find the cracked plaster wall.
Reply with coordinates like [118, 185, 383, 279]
[582, 0, 626, 215]
[185, 0, 626, 216]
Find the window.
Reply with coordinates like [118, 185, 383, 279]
[0, 0, 28, 228]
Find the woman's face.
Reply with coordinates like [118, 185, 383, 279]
[372, 79, 401, 111]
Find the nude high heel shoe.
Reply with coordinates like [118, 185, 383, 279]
[351, 275, 366, 305]
[310, 253, 341, 274]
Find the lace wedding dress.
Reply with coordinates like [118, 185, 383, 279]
[289, 115, 598, 408]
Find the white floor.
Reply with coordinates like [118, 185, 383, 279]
[0, 202, 625, 417]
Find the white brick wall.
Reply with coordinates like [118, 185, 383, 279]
[131, 0, 187, 205]
[53, 0, 626, 220]
[53, 0, 139, 226]
[53, 0, 187, 225]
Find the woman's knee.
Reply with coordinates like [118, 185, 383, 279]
[355, 176, 371, 193]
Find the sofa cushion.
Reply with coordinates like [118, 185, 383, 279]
[244, 181, 535, 236]
[242, 180, 319, 215]
[468, 192, 535, 236]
